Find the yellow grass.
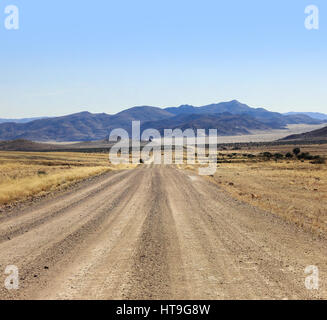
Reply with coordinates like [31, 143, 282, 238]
[179, 147, 327, 235]
[0, 151, 135, 206]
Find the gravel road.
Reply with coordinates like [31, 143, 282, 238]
[0, 166, 326, 300]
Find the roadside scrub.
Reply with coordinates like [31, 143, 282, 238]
[0, 166, 111, 206]
[178, 153, 327, 236]
[0, 151, 136, 207]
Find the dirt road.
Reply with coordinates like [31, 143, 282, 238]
[0, 165, 326, 300]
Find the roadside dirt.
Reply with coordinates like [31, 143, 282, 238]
[0, 165, 326, 300]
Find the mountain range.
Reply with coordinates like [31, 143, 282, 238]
[0, 117, 48, 124]
[0, 100, 326, 142]
[281, 125, 327, 141]
[284, 112, 327, 121]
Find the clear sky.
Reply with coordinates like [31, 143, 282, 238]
[0, 0, 326, 118]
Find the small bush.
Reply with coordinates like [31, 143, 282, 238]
[261, 152, 273, 158]
[311, 157, 326, 164]
[274, 153, 284, 159]
[293, 148, 301, 156]
[247, 154, 256, 158]
[297, 152, 314, 160]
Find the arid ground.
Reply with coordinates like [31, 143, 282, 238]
[0, 148, 326, 300]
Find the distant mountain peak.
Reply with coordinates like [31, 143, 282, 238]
[178, 104, 194, 107]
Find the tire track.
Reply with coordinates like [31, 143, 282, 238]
[125, 167, 186, 299]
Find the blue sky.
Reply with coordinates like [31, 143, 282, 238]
[0, 0, 326, 117]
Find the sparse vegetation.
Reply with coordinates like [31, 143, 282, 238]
[273, 153, 284, 160]
[0, 151, 135, 207]
[213, 160, 327, 234]
[293, 147, 301, 157]
[261, 152, 273, 159]
[179, 143, 327, 235]
[311, 157, 326, 165]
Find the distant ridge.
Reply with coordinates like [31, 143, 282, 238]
[280, 125, 327, 141]
[0, 117, 48, 124]
[284, 112, 327, 121]
[0, 100, 325, 142]
[0, 139, 59, 151]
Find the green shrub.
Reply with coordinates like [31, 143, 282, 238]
[293, 148, 301, 156]
[297, 152, 314, 160]
[261, 152, 273, 158]
[274, 153, 284, 159]
[311, 157, 326, 164]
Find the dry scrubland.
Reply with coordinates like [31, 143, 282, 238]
[181, 144, 327, 235]
[1, 145, 327, 299]
[0, 151, 134, 208]
[1, 144, 327, 236]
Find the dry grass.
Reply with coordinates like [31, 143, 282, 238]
[179, 145, 327, 235]
[239, 143, 327, 157]
[0, 151, 135, 206]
